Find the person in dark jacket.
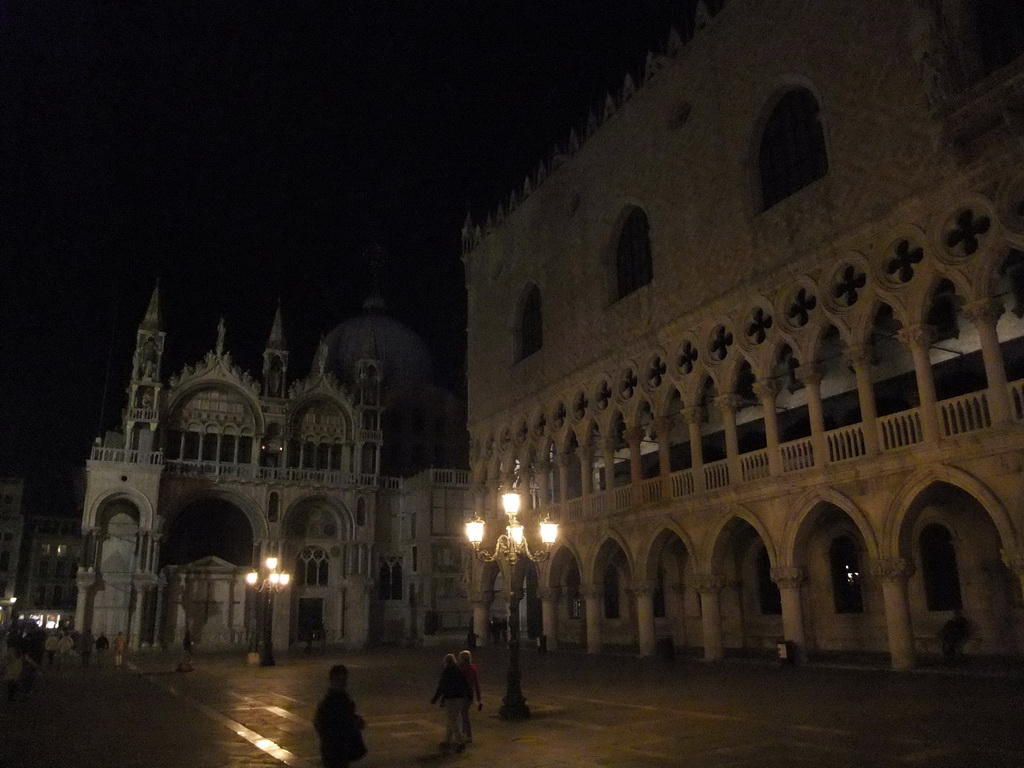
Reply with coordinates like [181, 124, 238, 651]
[314, 664, 366, 768]
[430, 653, 471, 752]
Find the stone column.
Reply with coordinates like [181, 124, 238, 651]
[697, 575, 726, 661]
[964, 299, 1011, 424]
[655, 417, 673, 497]
[684, 406, 705, 492]
[1004, 552, 1024, 602]
[129, 586, 145, 648]
[716, 393, 741, 483]
[602, 438, 617, 491]
[535, 460, 551, 510]
[633, 580, 657, 656]
[153, 577, 166, 648]
[469, 590, 489, 647]
[897, 325, 940, 443]
[844, 343, 880, 455]
[472, 483, 487, 519]
[557, 453, 571, 503]
[579, 444, 593, 497]
[871, 558, 917, 670]
[797, 363, 828, 466]
[753, 380, 782, 474]
[626, 427, 644, 488]
[771, 566, 808, 662]
[583, 585, 602, 654]
[540, 586, 559, 650]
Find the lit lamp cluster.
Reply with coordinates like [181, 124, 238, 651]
[465, 492, 558, 564]
[465, 491, 557, 720]
[246, 557, 291, 667]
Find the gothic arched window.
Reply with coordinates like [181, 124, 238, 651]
[517, 284, 543, 361]
[759, 88, 828, 210]
[603, 566, 620, 619]
[756, 546, 782, 615]
[565, 563, 582, 619]
[378, 557, 403, 600]
[297, 546, 329, 586]
[615, 207, 653, 300]
[268, 492, 279, 523]
[356, 497, 367, 526]
[920, 524, 962, 611]
[829, 535, 864, 613]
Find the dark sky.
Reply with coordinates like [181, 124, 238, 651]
[0, 0, 699, 513]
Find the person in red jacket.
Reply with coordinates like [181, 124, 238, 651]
[457, 650, 482, 743]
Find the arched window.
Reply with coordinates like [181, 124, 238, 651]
[356, 497, 366, 526]
[297, 546, 329, 586]
[378, 557, 403, 600]
[975, 0, 1024, 74]
[565, 563, 582, 619]
[759, 89, 828, 210]
[829, 535, 864, 613]
[603, 566, 620, 619]
[615, 208, 653, 299]
[756, 546, 782, 615]
[517, 284, 543, 361]
[920, 524, 962, 611]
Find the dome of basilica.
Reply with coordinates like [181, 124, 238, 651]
[323, 296, 434, 389]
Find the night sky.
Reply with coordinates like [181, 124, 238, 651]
[1, 0, 700, 513]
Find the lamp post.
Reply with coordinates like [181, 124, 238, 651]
[246, 556, 291, 667]
[466, 490, 558, 721]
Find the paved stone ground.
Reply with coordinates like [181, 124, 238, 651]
[3, 645, 1023, 767]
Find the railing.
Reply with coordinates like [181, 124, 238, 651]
[938, 392, 990, 437]
[428, 468, 472, 486]
[780, 437, 814, 473]
[127, 407, 158, 422]
[357, 428, 383, 442]
[878, 409, 923, 450]
[565, 497, 585, 522]
[640, 476, 662, 505]
[613, 486, 632, 512]
[703, 458, 729, 490]
[669, 468, 694, 498]
[162, 460, 380, 487]
[827, 424, 866, 463]
[90, 446, 164, 465]
[739, 449, 770, 482]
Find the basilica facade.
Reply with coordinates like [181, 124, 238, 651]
[76, 290, 471, 651]
[462, 0, 1024, 668]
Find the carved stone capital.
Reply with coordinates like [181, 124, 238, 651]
[695, 574, 727, 593]
[581, 585, 602, 600]
[624, 426, 645, 445]
[539, 587, 560, 602]
[714, 393, 741, 413]
[683, 406, 704, 426]
[753, 379, 781, 402]
[897, 324, 934, 350]
[869, 557, 915, 583]
[797, 363, 822, 387]
[630, 580, 657, 597]
[771, 566, 807, 589]
[532, 460, 552, 474]
[843, 343, 874, 370]
[963, 298, 1004, 328]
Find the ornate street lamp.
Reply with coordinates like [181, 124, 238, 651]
[466, 490, 558, 720]
[246, 556, 291, 667]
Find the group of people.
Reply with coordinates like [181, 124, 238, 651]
[430, 650, 483, 753]
[314, 649, 483, 767]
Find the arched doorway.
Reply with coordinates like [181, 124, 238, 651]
[710, 517, 777, 655]
[160, 497, 256, 649]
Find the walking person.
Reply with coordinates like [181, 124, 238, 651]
[430, 653, 471, 753]
[457, 650, 483, 744]
[314, 664, 367, 768]
[58, 632, 75, 667]
[94, 633, 109, 666]
[44, 631, 59, 667]
[113, 631, 127, 667]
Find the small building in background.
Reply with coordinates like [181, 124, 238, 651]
[0, 478, 25, 626]
[17, 516, 82, 631]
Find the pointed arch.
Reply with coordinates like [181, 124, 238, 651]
[781, 488, 880, 567]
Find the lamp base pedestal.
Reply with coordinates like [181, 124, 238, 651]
[498, 698, 531, 721]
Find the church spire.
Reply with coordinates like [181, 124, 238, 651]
[140, 281, 162, 334]
[262, 300, 289, 398]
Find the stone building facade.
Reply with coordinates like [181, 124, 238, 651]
[0, 478, 25, 626]
[462, 0, 1024, 668]
[76, 290, 470, 650]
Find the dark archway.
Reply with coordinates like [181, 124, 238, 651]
[161, 498, 255, 568]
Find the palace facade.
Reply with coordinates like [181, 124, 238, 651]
[462, 0, 1024, 668]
